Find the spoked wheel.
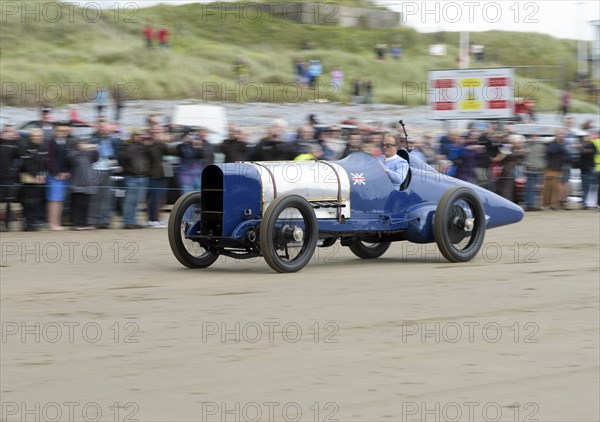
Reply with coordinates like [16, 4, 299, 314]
[434, 187, 486, 262]
[349, 240, 391, 259]
[168, 192, 219, 268]
[259, 195, 318, 273]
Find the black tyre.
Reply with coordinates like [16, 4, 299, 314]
[319, 238, 337, 248]
[168, 192, 219, 268]
[260, 195, 318, 273]
[349, 240, 391, 259]
[434, 187, 486, 262]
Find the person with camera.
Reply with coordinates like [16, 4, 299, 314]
[176, 128, 213, 194]
[220, 124, 248, 163]
[251, 120, 295, 161]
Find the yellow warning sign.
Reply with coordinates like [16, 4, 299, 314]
[460, 78, 481, 88]
[459, 101, 482, 110]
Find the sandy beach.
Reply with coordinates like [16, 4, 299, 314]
[1, 209, 599, 421]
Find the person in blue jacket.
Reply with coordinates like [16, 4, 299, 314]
[307, 60, 323, 89]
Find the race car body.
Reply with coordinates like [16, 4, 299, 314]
[168, 152, 524, 272]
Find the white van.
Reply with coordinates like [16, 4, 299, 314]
[170, 104, 228, 145]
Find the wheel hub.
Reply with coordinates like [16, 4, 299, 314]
[292, 227, 304, 242]
[463, 218, 475, 232]
[448, 205, 469, 244]
[280, 225, 304, 243]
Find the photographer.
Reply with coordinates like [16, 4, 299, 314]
[220, 124, 248, 163]
[176, 127, 214, 194]
[251, 120, 295, 161]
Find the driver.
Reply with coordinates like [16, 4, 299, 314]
[378, 134, 409, 190]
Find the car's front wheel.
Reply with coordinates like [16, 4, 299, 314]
[260, 195, 318, 273]
[434, 187, 486, 262]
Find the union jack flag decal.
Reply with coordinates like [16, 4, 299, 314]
[351, 173, 366, 185]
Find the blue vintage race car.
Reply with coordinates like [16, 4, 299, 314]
[168, 151, 524, 273]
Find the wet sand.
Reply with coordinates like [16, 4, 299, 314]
[1, 210, 599, 421]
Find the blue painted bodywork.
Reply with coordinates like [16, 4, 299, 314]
[196, 152, 523, 247]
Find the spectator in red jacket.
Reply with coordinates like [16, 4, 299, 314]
[143, 25, 154, 49]
[157, 27, 170, 49]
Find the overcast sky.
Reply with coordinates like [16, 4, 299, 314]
[64, 1, 600, 41]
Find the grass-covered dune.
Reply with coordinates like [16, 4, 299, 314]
[1, 0, 597, 112]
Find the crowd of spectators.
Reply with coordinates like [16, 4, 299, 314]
[1, 110, 599, 232]
[433, 117, 600, 211]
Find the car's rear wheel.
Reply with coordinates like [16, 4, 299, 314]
[434, 187, 486, 262]
[349, 240, 391, 259]
[319, 238, 337, 248]
[168, 192, 219, 268]
[260, 195, 318, 273]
